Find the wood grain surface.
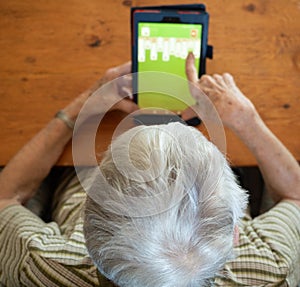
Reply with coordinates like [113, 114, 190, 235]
[0, 0, 299, 166]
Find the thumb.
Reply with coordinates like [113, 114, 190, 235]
[185, 52, 198, 84]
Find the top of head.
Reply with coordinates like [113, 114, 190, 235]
[84, 122, 248, 287]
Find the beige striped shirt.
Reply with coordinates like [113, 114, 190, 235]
[0, 172, 299, 286]
[215, 201, 300, 286]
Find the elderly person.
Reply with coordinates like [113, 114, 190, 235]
[0, 54, 299, 286]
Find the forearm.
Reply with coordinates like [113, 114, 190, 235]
[234, 113, 300, 203]
[0, 62, 135, 210]
[0, 118, 72, 205]
[0, 89, 92, 206]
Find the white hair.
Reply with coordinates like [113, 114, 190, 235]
[84, 122, 248, 287]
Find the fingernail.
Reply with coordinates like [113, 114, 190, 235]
[189, 52, 195, 60]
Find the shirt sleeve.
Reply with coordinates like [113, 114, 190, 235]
[0, 204, 99, 287]
[248, 201, 300, 286]
[215, 201, 300, 287]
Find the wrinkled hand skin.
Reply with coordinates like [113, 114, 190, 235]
[185, 52, 258, 133]
[64, 62, 138, 120]
[93, 62, 137, 114]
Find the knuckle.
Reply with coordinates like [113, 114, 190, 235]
[223, 73, 233, 81]
[199, 75, 211, 83]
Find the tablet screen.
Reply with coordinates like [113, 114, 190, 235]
[137, 22, 202, 113]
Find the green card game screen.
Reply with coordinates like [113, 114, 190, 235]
[137, 22, 202, 113]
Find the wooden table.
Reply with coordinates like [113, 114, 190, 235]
[0, 0, 299, 166]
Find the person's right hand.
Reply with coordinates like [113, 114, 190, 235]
[183, 52, 259, 133]
[62, 62, 138, 122]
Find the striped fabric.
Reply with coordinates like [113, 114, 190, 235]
[0, 170, 299, 286]
[215, 201, 300, 286]
[0, 169, 109, 287]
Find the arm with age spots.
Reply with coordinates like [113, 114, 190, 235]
[184, 52, 300, 207]
[0, 62, 137, 211]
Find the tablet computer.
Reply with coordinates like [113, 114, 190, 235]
[131, 4, 212, 125]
